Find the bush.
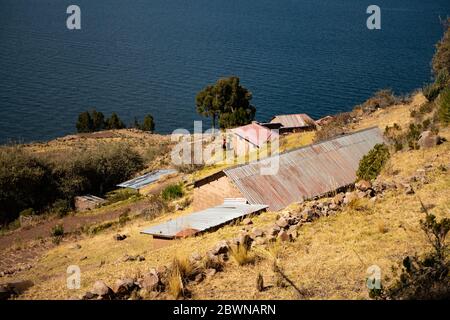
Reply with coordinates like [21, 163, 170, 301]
[51, 224, 64, 237]
[356, 144, 390, 181]
[52, 199, 72, 217]
[19, 208, 35, 217]
[423, 83, 442, 102]
[105, 188, 138, 204]
[355, 89, 399, 114]
[0, 143, 143, 225]
[162, 183, 184, 201]
[438, 87, 450, 125]
[0, 147, 55, 224]
[370, 204, 450, 300]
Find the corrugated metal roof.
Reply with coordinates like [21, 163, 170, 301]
[117, 169, 176, 190]
[231, 122, 278, 147]
[141, 199, 268, 238]
[76, 195, 105, 203]
[270, 113, 316, 129]
[223, 127, 384, 211]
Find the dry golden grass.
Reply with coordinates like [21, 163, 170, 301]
[352, 93, 427, 132]
[167, 266, 185, 299]
[229, 243, 255, 266]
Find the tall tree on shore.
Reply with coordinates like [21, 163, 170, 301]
[91, 109, 105, 131]
[141, 114, 155, 132]
[196, 76, 255, 130]
[76, 111, 93, 133]
[196, 84, 220, 130]
[106, 112, 125, 130]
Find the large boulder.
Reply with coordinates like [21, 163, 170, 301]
[418, 131, 441, 149]
[140, 272, 159, 292]
[211, 240, 230, 255]
[355, 180, 372, 192]
[91, 280, 114, 299]
[114, 278, 137, 297]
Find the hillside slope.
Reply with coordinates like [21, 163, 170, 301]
[2, 94, 449, 300]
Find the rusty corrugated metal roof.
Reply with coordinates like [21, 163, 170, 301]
[270, 113, 316, 129]
[223, 127, 384, 211]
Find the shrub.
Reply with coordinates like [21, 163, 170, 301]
[356, 144, 390, 181]
[105, 188, 138, 204]
[162, 183, 184, 201]
[370, 203, 450, 300]
[355, 89, 399, 114]
[229, 243, 255, 266]
[423, 83, 442, 102]
[0, 147, 55, 224]
[19, 208, 35, 217]
[52, 199, 72, 217]
[438, 87, 450, 125]
[51, 224, 64, 239]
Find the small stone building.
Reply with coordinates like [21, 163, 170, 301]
[74, 195, 106, 212]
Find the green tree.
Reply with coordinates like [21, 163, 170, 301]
[76, 111, 93, 133]
[438, 87, 450, 124]
[141, 114, 155, 132]
[432, 18, 450, 78]
[106, 112, 125, 130]
[196, 84, 220, 129]
[91, 109, 105, 131]
[196, 77, 256, 129]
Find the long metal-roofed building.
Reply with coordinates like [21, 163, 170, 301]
[117, 169, 177, 194]
[141, 198, 268, 239]
[193, 127, 384, 211]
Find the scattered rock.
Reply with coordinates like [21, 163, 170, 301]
[80, 256, 88, 261]
[190, 252, 202, 263]
[355, 180, 372, 192]
[242, 218, 253, 225]
[205, 268, 216, 278]
[404, 185, 415, 195]
[140, 273, 159, 292]
[81, 291, 97, 300]
[275, 217, 289, 229]
[114, 278, 136, 297]
[343, 192, 358, 204]
[277, 230, 291, 242]
[70, 244, 82, 250]
[268, 225, 281, 236]
[91, 280, 114, 299]
[113, 234, 127, 241]
[332, 193, 345, 205]
[212, 240, 229, 255]
[254, 237, 267, 246]
[418, 131, 440, 149]
[194, 273, 204, 284]
[251, 228, 264, 238]
[122, 254, 145, 262]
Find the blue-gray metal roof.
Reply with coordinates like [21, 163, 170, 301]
[141, 198, 267, 238]
[223, 127, 384, 211]
[117, 169, 177, 190]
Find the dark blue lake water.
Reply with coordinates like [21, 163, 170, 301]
[0, 0, 449, 143]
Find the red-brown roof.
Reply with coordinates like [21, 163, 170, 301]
[231, 122, 279, 147]
[270, 113, 316, 129]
